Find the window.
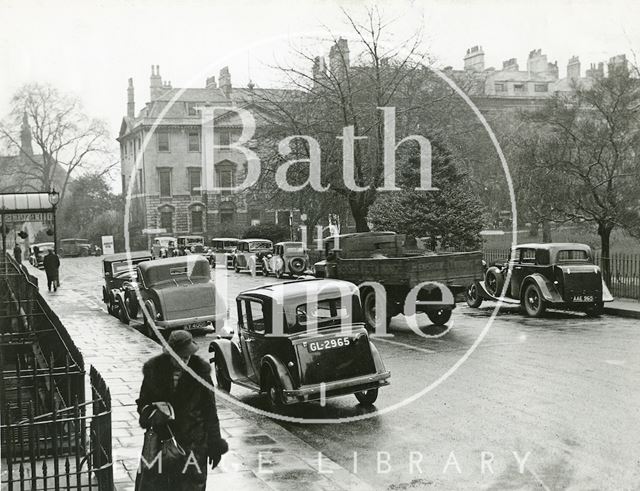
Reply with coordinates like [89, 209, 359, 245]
[245, 300, 266, 334]
[137, 169, 143, 193]
[519, 248, 536, 264]
[557, 250, 589, 263]
[188, 168, 201, 196]
[513, 83, 526, 94]
[220, 211, 234, 224]
[191, 209, 203, 233]
[276, 210, 290, 225]
[494, 82, 506, 92]
[218, 129, 231, 146]
[186, 102, 199, 116]
[157, 129, 170, 152]
[159, 169, 171, 197]
[160, 210, 173, 233]
[216, 165, 235, 194]
[249, 209, 261, 226]
[188, 131, 200, 152]
[534, 83, 548, 93]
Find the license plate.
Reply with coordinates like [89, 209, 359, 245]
[308, 337, 350, 353]
[185, 322, 207, 330]
[572, 295, 594, 302]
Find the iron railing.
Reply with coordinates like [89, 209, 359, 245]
[0, 253, 113, 490]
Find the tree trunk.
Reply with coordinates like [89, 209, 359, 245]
[541, 221, 552, 243]
[598, 222, 613, 287]
[348, 194, 370, 232]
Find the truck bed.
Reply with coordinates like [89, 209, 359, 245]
[334, 251, 484, 289]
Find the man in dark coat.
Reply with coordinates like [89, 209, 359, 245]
[135, 330, 228, 491]
[13, 243, 22, 263]
[42, 249, 60, 292]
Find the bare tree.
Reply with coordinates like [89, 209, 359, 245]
[251, 8, 476, 231]
[525, 65, 640, 282]
[0, 83, 114, 203]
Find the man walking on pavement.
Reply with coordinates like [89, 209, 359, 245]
[43, 248, 60, 292]
[13, 243, 22, 263]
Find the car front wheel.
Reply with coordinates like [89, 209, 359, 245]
[215, 359, 232, 392]
[523, 283, 546, 317]
[355, 388, 378, 406]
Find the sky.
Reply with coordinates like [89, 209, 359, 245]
[1, 0, 640, 184]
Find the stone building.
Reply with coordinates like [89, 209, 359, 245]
[118, 66, 300, 246]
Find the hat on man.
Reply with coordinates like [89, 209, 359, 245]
[166, 330, 199, 358]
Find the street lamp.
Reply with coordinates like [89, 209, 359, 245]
[48, 188, 60, 254]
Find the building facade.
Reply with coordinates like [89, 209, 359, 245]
[118, 66, 300, 247]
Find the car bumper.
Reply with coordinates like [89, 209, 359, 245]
[282, 371, 390, 404]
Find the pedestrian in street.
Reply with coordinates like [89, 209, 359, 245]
[135, 330, 228, 491]
[13, 243, 22, 263]
[42, 249, 60, 292]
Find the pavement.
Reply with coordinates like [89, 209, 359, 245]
[604, 298, 640, 319]
[26, 262, 372, 491]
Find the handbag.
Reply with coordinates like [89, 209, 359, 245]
[140, 425, 186, 474]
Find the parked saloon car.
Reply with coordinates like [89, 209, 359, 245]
[29, 242, 55, 268]
[261, 241, 309, 278]
[466, 243, 613, 317]
[232, 239, 273, 274]
[209, 279, 390, 408]
[102, 251, 152, 324]
[210, 237, 239, 269]
[137, 256, 224, 337]
[151, 236, 177, 259]
[59, 238, 94, 257]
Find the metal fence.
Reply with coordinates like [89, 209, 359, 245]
[482, 248, 640, 301]
[0, 253, 113, 490]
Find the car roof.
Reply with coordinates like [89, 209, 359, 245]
[240, 238, 272, 243]
[103, 251, 153, 263]
[238, 278, 358, 304]
[211, 237, 238, 241]
[178, 235, 204, 239]
[516, 243, 591, 251]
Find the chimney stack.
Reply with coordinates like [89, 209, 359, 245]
[219, 67, 232, 98]
[502, 58, 519, 71]
[205, 75, 217, 89]
[127, 78, 135, 118]
[150, 65, 163, 100]
[567, 56, 580, 81]
[464, 46, 485, 71]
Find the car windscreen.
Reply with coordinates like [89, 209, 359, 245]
[557, 250, 590, 263]
[249, 242, 272, 251]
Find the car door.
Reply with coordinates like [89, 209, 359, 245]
[240, 299, 269, 383]
[511, 247, 537, 298]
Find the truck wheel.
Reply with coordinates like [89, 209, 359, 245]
[117, 296, 130, 325]
[362, 290, 391, 331]
[485, 268, 504, 297]
[355, 388, 378, 406]
[264, 369, 284, 410]
[465, 282, 483, 308]
[427, 309, 452, 326]
[523, 283, 546, 317]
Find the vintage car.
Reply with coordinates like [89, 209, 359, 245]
[151, 236, 177, 259]
[232, 239, 273, 274]
[466, 243, 613, 317]
[137, 255, 225, 337]
[28, 242, 55, 268]
[208, 279, 390, 408]
[59, 238, 94, 257]
[101, 251, 152, 324]
[210, 237, 239, 269]
[261, 241, 309, 278]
